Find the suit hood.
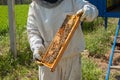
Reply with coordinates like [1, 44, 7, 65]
[38, 0, 63, 8]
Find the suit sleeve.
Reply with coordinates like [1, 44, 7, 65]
[27, 2, 45, 53]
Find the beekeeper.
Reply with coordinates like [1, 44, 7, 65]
[27, 0, 98, 80]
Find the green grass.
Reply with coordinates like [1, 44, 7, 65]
[0, 4, 38, 79]
[83, 18, 117, 57]
[0, 5, 8, 35]
[82, 18, 119, 80]
[0, 4, 119, 80]
[0, 5, 28, 35]
[82, 57, 102, 80]
[15, 5, 29, 32]
[0, 52, 38, 80]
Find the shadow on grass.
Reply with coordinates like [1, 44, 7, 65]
[115, 75, 120, 80]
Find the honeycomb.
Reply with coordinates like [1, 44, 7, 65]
[36, 14, 82, 72]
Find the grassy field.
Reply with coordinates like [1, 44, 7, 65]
[83, 18, 119, 80]
[0, 4, 119, 80]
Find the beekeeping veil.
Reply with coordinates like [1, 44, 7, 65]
[39, 0, 63, 8]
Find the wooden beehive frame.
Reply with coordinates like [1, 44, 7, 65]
[36, 14, 82, 72]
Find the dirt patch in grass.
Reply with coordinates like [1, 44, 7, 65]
[82, 49, 120, 80]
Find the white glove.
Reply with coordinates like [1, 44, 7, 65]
[33, 49, 44, 66]
[77, 5, 93, 21]
[33, 49, 42, 61]
[33, 45, 46, 61]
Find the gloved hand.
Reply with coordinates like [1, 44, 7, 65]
[33, 45, 46, 66]
[33, 45, 46, 63]
[33, 49, 42, 61]
[33, 49, 44, 66]
[77, 5, 93, 21]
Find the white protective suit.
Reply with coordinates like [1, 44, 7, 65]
[27, 0, 98, 80]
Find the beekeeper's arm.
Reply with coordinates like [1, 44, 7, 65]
[27, 3, 45, 61]
[75, 0, 98, 22]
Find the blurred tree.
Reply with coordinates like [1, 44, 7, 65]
[0, 0, 7, 5]
[20, 0, 23, 4]
[0, 0, 31, 5]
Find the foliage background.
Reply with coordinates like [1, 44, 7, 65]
[0, 0, 32, 5]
